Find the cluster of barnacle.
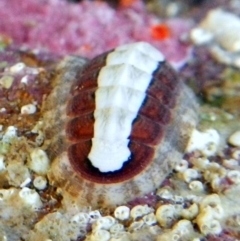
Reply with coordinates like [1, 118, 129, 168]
[83, 205, 158, 241]
[0, 124, 50, 187]
[76, 133, 240, 241]
[153, 127, 240, 239]
[49, 123, 240, 241]
[0, 61, 41, 114]
[0, 122, 51, 240]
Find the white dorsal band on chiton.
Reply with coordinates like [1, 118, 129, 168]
[88, 42, 165, 172]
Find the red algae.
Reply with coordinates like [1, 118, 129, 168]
[151, 23, 171, 40]
[0, 0, 192, 67]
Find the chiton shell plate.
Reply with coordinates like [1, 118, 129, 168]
[43, 42, 198, 207]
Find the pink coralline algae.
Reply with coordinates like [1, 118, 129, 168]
[0, 0, 192, 68]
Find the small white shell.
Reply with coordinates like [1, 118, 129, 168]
[181, 203, 199, 220]
[94, 216, 116, 230]
[114, 206, 130, 221]
[33, 176, 48, 190]
[200, 194, 224, 219]
[142, 213, 157, 226]
[174, 159, 189, 172]
[70, 212, 90, 226]
[21, 75, 29, 84]
[21, 104, 37, 115]
[196, 207, 222, 235]
[156, 204, 177, 228]
[89, 210, 102, 222]
[228, 130, 240, 147]
[130, 205, 153, 220]
[20, 177, 32, 188]
[156, 187, 174, 200]
[189, 180, 204, 192]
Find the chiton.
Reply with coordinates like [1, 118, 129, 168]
[43, 42, 198, 207]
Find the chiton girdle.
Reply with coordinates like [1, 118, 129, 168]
[44, 42, 198, 207]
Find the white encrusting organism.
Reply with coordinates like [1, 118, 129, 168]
[88, 42, 165, 172]
[186, 129, 220, 156]
[29, 148, 50, 174]
[19, 187, 43, 210]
